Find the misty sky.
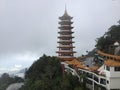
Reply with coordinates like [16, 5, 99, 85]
[0, 0, 120, 73]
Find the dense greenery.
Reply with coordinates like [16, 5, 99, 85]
[95, 22, 120, 53]
[20, 55, 83, 90]
[0, 73, 24, 90]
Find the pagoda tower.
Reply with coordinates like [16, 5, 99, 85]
[56, 8, 76, 60]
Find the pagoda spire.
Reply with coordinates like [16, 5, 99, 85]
[64, 4, 67, 15]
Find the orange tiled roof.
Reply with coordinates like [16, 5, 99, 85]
[90, 66, 100, 71]
[104, 59, 120, 67]
[76, 64, 86, 69]
[65, 59, 86, 69]
[97, 50, 120, 60]
[65, 61, 74, 65]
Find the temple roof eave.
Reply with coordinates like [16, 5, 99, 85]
[57, 46, 75, 48]
[58, 36, 74, 38]
[104, 59, 120, 67]
[56, 51, 76, 53]
[58, 31, 74, 33]
[57, 41, 75, 43]
[59, 21, 73, 25]
[59, 16, 73, 20]
[58, 27, 74, 30]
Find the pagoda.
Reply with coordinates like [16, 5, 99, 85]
[56, 8, 76, 60]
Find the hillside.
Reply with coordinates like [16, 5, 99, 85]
[0, 73, 24, 90]
[96, 23, 120, 54]
[19, 55, 84, 90]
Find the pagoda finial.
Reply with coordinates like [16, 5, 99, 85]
[64, 4, 68, 15]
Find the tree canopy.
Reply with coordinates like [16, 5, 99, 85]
[95, 22, 120, 53]
[20, 55, 83, 90]
[0, 73, 24, 90]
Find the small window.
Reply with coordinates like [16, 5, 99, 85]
[106, 66, 110, 71]
[115, 67, 120, 71]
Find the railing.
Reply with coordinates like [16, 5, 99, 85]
[63, 62, 108, 89]
[57, 45, 75, 48]
[57, 50, 76, 53]
[58, 40, 75, 43]
[58, 35, 73, 37]
[77, 68, 107, 88]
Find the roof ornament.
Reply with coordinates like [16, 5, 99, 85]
[64, 4, 68, 16]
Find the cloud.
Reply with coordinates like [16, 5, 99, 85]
[14, 64, 22, 68]
[0, 64, 23, 73]
[0, 0, 120, 73]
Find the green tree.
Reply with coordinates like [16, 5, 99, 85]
[96, 21, 120, 53]
[0, 73, 24, 90]
[20, 55, 83, 90]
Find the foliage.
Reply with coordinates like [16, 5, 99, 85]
[0, 73, 24, 90]
[20, 55, 83, 90]
[96, 23, 120, 53]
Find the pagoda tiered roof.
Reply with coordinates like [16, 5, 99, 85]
[58, 30, 74, 34]
[59, 10, 73, 20]
[59, 21, 73, 25]
[58, 26, 73, 30]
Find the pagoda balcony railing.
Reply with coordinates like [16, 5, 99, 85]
[58, 40, 75, 43]
[57, 50, 76, 53]
[57, 45, 75, 48]
[61, 25, 71, 26]
[59, 35, 72, 37]
[58, 35, 74, 38]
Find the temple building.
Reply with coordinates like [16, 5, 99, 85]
[56, 8, 120, 90]
[56, 8, 76, 60]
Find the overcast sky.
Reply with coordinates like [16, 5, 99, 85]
[0, 0, 120, 73]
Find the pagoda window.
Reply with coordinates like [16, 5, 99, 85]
[62, 38, 71, 40]
[62, 43, 69, 45]
[62, 20, 70, 22]
[114, 67, 120, 71]
[61, 48, 70, 50]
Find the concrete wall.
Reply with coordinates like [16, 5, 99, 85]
[110, 77, 120, 89]
[110, 67, 120, 77]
